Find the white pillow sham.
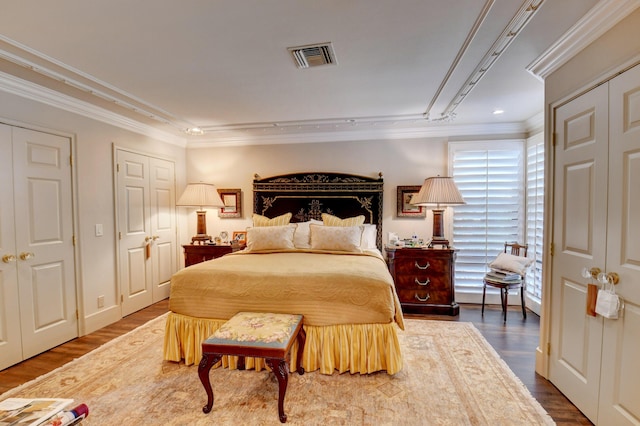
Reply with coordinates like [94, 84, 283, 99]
[246, 224, 296, 251]
[361, 224, 377, 249]
[309, 224, 363, 252]
[489, 252, 533, 275]
[293, 219, 323, 249]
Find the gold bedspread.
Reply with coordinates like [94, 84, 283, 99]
[168, 249, 404, 328]
[164, 249, 405, 374]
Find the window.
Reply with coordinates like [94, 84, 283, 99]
[525, 133, 544, 314]
[448, 140, 525, 303]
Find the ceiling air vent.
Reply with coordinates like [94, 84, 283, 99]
[288, 43, 336, 69]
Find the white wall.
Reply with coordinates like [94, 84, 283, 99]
[184, 137, 451, 247]
[0, 90, 187, 334]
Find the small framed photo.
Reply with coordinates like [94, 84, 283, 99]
[217, 188, 242, 218]
[232, 231, 247, 243]
[397, 185, 426, 218]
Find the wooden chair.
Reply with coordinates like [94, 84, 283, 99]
[482, 242, 528, 322]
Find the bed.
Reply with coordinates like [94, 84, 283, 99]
[163, 172, 404, 375]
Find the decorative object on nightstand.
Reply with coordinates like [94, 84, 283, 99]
[386, 246, 459, 316]
[410, 176, 465, 248]
[177, 182, 225, 244]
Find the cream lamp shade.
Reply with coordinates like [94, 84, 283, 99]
[176, 183, 225, 244]
[411, 176, 465, 248]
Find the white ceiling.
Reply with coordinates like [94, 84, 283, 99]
[0, 0, 629, 147]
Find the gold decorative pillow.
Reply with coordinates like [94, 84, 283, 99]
[246, 225, 296, 251]
[252, 212, 292, 227]
[321, 213, 365, 227]
[309, 224, 363, 252]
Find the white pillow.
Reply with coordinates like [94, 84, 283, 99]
[293, 219, 323, 249]
[246, 225, 296, 251]
[489, 252, 533, 275]
[309, 224, 363, 252]
[361, 224, 377, 249]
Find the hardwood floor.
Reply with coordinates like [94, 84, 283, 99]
[0, 301, 591, 425]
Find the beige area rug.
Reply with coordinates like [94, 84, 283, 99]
[1, 315, 554, 425]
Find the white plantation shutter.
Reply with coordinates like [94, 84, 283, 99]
[448, 141, 525, 301]
[525, 133, 544, 314]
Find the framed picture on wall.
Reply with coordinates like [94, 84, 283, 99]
[217, 188, 242, 218]
[397, 185, 426, 218]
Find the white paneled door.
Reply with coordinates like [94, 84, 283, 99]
[116, 149, 176, 317]
[0, 124, 77, 370]
[550, 64, 640, 424]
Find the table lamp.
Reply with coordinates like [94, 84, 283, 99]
[176, 182, 225, 244]
[411, 176, 465, 248]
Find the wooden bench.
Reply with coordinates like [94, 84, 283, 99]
[198, 312, 306, 423]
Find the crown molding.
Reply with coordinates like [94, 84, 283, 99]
[187, 121, 527, 148]
[526, 0, 640, 80]
[0, 71, 186, 146]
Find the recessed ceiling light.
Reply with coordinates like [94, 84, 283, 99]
[186, 127, 204, 135]
[493, 109, 504, 115]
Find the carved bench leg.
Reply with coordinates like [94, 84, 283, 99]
[266, 358, 289, 423]
[198, 353, 222, 414]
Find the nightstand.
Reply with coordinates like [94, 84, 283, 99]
[386, 246, 459, 316]
[182, 243, 243, 267]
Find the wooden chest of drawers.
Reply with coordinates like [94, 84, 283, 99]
[386, 247, 459, 316]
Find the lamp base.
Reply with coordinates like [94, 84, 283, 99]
[428, 237, 450, 248]
[192, 210, 211, 245]
[191, 234, 212, 245]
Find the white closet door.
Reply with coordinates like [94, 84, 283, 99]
[149, 157, 176, 302]
[0, 124, 21, 370]
[12, 127, 77, 359]
[117, 150, 153, 316]
[116, 150, 177, 315]
[599, 63, 640, 424]
[549, 83, 609, 423]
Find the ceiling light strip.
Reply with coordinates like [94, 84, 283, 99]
[440, 0, 544, 119]
[423, 0, 495, 121]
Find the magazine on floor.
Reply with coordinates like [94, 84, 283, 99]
[0, 398, 73, 426]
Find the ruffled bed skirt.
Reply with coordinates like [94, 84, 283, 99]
[163, 312, 403, 375]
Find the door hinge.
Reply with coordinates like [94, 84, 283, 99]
[72, 235, 76, 246]
[116, 163, 120, 172]
[76, 309, 79, 320]
[552, 132, 557, 147]
[70, 155, 74, 167]
[119, 231, 122, 240]
[549, 242, 554, 257]
[547, 342, 551, 355]
[121, 294, 124, 303]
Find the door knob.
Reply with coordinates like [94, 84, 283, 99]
[2, 254, 16, 263]
[597, 271, 620, 285]
[19, 252, 35, 261]
[152, 235, 160, 241]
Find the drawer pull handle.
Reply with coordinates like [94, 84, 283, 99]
[415, 277, 430, 286]
[415, 293, 430, 302]
[415, 261, 430, 270]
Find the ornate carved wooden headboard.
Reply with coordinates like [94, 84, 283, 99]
[253, 172, 384, 250]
